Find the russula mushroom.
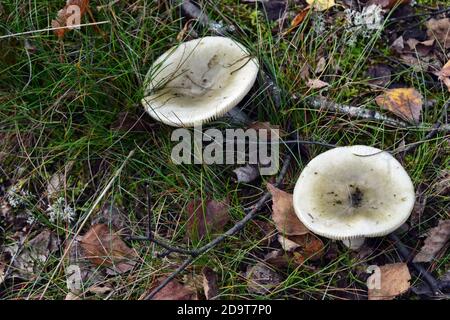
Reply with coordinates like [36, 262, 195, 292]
[141, 36, 259, 127]
[293, 145, 415, 249]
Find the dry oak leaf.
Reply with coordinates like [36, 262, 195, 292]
[278, 233, 324, 261]
[80, 224, 137, 273]
[426, 18, 450, 49]
[413, 220, 450, 263]
[435, 60, 450, 92]
[150, 277, 198, 300]
[52, 0, 90, 39]
[267, 183, 309, 236]
[375, 88, 423, 123]
[186, 199, 230, 240]
[306, 0, 335, 12]
[368, 263, 411, 300]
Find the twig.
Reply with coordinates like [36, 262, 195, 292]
[144, 154, 292, 299]
[388, 7, 450, 22]
[176, 0, 235, 36]
[398, 101, 449, 155]
[306, 96, 450, 131]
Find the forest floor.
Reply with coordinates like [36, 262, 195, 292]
[0, 0, 449, 300]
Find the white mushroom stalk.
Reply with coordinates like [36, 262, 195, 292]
[293, 145, 415, 249]
[141, 36, 259, 127]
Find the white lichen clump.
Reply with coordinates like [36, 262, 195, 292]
[46, 197, 76, 223]
[313, 13, 326, 35]
[6, 186, 33, 208]
[344, 4, 384, 46]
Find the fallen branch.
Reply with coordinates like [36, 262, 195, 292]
[305, 96, 450, 132]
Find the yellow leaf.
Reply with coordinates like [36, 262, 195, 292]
[306, 0, 335, 11]
[375, 88, 423, 123]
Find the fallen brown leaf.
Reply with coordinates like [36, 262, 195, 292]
[315, 57, 327, 75]
[52, 0, 90, 39]
[368, 263, 411, 300]
[405, 38, 434, 56]
[186, 199, 230, 240]
[47, 161, 74, 199]
[435, 60, 450, 92]
[375, 88, 423, 123]
[278, 233, 324, 261]
[426, 18, 450, 49]
[80, 224, 137, 272]
[413, 220, 450, 263]
[202, 267, 219, 300]
[150, 277, 198, 300]
[284, 6, 311, 34]
[267, 183, 309, 236]
[307, 78, 330, 89]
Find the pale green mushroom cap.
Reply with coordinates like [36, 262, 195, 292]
[141, 36, 259, 127]
[293, 146, 415, 241]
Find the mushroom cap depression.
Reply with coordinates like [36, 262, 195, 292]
[293, 146, 415, 240]
[141, 36, 259, 127]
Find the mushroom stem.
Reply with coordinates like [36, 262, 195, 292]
[341, 237, 365, 250]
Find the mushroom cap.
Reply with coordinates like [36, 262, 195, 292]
[293, 146, 415, 240]
[141, 36, 259, 127]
